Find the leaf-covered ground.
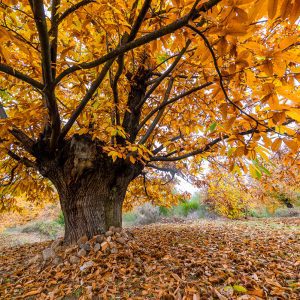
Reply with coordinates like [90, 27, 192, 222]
[0, 219, 299, 299]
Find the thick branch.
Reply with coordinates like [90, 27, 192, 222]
[30, 0, 61, 148]
[9, 128, 36, 156]
[50, 0, 60, 79]
[7, 150, 37, 169]
[111, 55, 123, 126]
[0, 63, 44, 90]
[151, 121, 295, 162]
[30, 0, 53, 87]
[111, 0, 152, 126]
[60, 59, 115, 140]
[54, 0, 221, 85]
[139, 78, 174, 144]
[128, 0, 152, 41]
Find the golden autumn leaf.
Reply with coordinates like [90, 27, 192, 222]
[271, 138, 282, 151]
[286, 110, 300, 122]
[283, 139, 298, 152]
[23, 290, 41, 297]
[0, 0, 298, 245]
[268, 0, 278, 19]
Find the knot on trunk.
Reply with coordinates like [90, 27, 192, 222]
[70, 134, 97, 181]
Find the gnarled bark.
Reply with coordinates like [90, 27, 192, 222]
[38, 134, 141, 244]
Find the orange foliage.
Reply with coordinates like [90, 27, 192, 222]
[0, 0, 299, 210]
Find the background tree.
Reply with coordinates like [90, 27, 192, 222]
[204, 172, 252, 219]
[0, 0, 299, 243]
[249, 148, 300, 211]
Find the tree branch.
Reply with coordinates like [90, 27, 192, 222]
[150, 48, 196, 73]
[1, 103, 36, 158]
[136, 40, 191, 110]
[1, 24, 40, 52]
[151, 120, 296, 162]
[152, 134, 183, 155]
[142, 172, 150, 198]
[30, 0, 53, 88]
[111, 0, 152, 126]
[0, 103, 7, 119]
[186, 24, 275, 132]
[29, 0, 61, 148]
[9, 128, 36, 157]
[128, 0, 152, 41]
[0, 163, 18, 187]
[139, 78, 174, 144]
[57, 0, 95, 27]
[50, 0, 60, 79]
[59, 58, 115, 140]
[54, 0, 221, 85]
[147, 163, 179, 175]
[0, 63, 44, 90]
[7, 150, 37, 169]
[138, 82, 213, 132]
[110, 55, 123, 126]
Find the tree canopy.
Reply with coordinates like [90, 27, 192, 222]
[0, 0, 299, 212]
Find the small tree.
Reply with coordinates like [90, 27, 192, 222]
[204, 172, 252, 219]
[0, 0, 299, 243]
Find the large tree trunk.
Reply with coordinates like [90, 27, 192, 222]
[38, 134, 141, 244]
[59, 175, 128, 244]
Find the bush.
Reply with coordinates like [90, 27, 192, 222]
[244, 208, 273, 218]
[158, 194, 213, 219]
[21, 220, 63, 238]
[56, 211, 65, 225]
[180, 198, 200, 216]
[122, 211, 138, 226]
[136, 203, 160, 225]
[159, 206, 170, 216]
[274, 207, 300, 218]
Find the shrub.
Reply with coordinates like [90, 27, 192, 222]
[136, 203, 160, 225]
[21, 220, 63, 238]
[122, 211, 138, 225]
[56, 211, 65, 225]
[180, 198, 200, 216]
[274, 207, 300, 218]
[204, 175, 252, 219]
[245, 208, 272, 218]
[158, 194, 210, 218]
[159, 206, 170, 216]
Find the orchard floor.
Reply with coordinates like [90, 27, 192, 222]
[0, 219, 299, 299]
